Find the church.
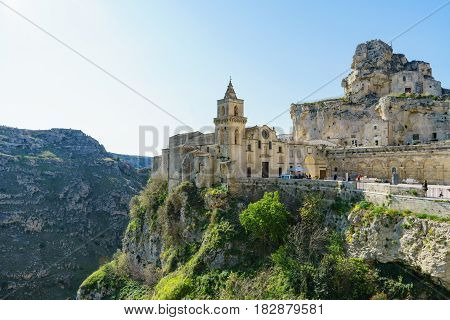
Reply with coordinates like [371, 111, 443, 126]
[152, 79, 305, 190]
[152, 40, 450, 189]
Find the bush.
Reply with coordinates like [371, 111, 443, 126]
[287, 194, 329, 264]
[313, 255, 378, 299]
[239, 191, 289, 244]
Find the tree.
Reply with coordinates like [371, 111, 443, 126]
[239, 191, 289, 244]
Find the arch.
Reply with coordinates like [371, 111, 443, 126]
[234, 105, 239, 116]
[304, 155, 316, 165]
[356, 161, 369, 177]
[372, 161, 387, 180]
[404, 159, 417, 180]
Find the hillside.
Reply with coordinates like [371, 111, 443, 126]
[109, 153, 152, 170]
[0, 126, 148, 299]
[77, 180, 449, 300]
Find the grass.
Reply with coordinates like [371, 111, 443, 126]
[352, 201, 450, 223]
[79, 256, 152, 300]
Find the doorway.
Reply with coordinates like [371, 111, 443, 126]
[262, 162, 269, 178]
[319, 169, 326, 180]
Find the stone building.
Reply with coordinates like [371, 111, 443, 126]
[153, 40, 450, 187]
[341, 40, 442, 102]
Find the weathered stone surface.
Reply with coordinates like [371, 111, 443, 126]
[342, 39, 442, 102]
[0, 126, 148, 299]
[347, 210, 450, 289]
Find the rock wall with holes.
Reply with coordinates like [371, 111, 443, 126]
[341, 39, 442, 102]
[291, 95, 449, 148]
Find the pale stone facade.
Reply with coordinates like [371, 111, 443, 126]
[153, 40, 449, 187]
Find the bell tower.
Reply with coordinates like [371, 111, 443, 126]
[214, 79, 247, 178]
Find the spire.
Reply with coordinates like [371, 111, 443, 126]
[224, 77, 237, 99]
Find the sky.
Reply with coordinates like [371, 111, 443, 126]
[0, 0, 449, 156]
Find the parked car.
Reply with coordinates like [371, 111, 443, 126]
[280, 174, 294, 180]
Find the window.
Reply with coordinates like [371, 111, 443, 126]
[432, 132, 437, 140]
[206, 147, 209, 153]
[234, 106, 239, 116]
[375, 140, 379, 146]
[412, 134, 420, 141]
[247, 167, 251, 178]
[219, 129, 224, 145]
[247, 144, 252, 151]
[403, 76, 406, 82]
[405, 87, 411, 93]
[374, 125, 377, 130]
[258, 140, 261, 149]
[220, 106, 225, 117]
[334, 167, 338, 172]
[269, 141, 272, 150]
[278, 167, 282, 176]
[234, 129, 239, 144]
[279, 146, 282, 153]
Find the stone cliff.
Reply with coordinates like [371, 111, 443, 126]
[345, 202, 449, 290]
[77, 181, 449, 300]
[291, 39, 449, 148]
[0, 126, 148, 299]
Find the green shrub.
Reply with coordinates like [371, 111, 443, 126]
[239, 191, 289, 244]
[152, 272, 193, 300]
[313, 255, 378, 299]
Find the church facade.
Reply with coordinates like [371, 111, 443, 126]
[152, 80, 308, 190]
[152, 40, 450, 188]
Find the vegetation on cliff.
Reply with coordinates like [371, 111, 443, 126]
[0, 126, 148, 299]
[77, 180, 449, 300]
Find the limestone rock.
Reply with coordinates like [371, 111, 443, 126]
[346, 210, 450, 290]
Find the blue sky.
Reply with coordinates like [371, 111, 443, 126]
[0, 0, 448, 155]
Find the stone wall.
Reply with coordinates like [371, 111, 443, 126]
[230, 178, 450, 217]
[290, 96, 449, 148]
[326, 143, 450, 184]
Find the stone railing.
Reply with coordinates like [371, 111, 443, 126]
[231, 177, 450, 217]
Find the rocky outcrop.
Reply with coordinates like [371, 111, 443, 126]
[346, 208, 450, 290]
[0, 126, 148, 299]
[342, 39, 442, 102]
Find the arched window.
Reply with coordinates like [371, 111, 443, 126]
[247, 167, 251, 178]
[234, 129, 239, 144]
[258, 140, 261, 149]
[269, 141, 272, 150]
[234, 105, 239, 116]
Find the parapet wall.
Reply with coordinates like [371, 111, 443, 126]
[230, 178, 450, 217]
